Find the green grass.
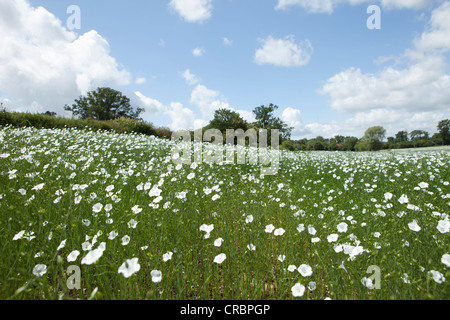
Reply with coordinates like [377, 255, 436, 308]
[0, 126, 448, 300]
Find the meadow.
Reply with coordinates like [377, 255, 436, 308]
[0, 125, 448, 300]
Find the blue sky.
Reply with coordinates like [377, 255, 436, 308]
[2, 0, 450, 139]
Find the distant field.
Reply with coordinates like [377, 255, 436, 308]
[386, 146, 450, 153]
[0, 126, 448, 300]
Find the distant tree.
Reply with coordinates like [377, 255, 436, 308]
[342, 136, 359, 151]
[395, 131, 409, 143]
[65, 87, 144, 121]
[42, 111, 57, 117]
[359, 126, 386, 151]
[252, 104, 293, 142]
[437, 119, 450, 145]
[208, 108, 249, 133]
[410, 130, 429, 148]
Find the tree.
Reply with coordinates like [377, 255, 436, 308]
[252, 104, 293, 142]
[395, 131, 408, 143]
[65, 87, 144, 121]
[342, 137, 359, 151]
[360, 126, 386, 151]
[437, 119, 450, 145]
[208, 109, 249, 133]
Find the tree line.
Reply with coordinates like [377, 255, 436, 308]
[27, 87, 450, 151]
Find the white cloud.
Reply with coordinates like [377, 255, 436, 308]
[223, 37, 233, 47]
[192, 47, 205, 57]
[169, 0, 213, 23]
[302, 109, 448, 139]
[0, 0, 131, 115]
[254, 35, 313, 67]
[236, 110, 256, 124]
[275, 0, 439, 14]
[319, 2, 450, 114]
[135, 77, 147, 85]
[281, 107, 303, 137]
[165, 102, 197, 131]
[414, 1, 450, 52]
[190, 84, 230, 120]
[133, 91, 166, 116]
[181, 69, 200, 86]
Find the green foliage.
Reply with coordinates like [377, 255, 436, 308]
[252, 104, 293, 142]
[437, 119, 450, 145]
[0, 111, 167, 139]
[64, 87, 144, 121]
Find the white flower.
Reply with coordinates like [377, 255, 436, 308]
[297, 224, 305, 233]
[308, 225, 316, 235]
[33, 264, 47, 277]
[291, 283, 305, 297]
[274, 228, 286, 236]
[408, 220, 421, 232]
[92, 203, 103, 213]
[151, 270, 162, 283]
[398, 194, 409, 204]
[212, 194, 220, 201]
[278, 255, 286, 262]
[121, 235, 131, 246]
[245, 215, 254, 224]
[441, 254, 450, 267]
[32, 183, 45, 191]
[374, 232, 381, 238]
[418, 182, 429, 189]
[311, 237, 320, 243]
[57, 240, 67, 251]
[187, 173, 195, 180]
[265, 224, 275, 233]
[361, 277, 374, 289]
[149, 186, 162, 197]
[429, 270, 445, 284]
[105, 204, 113, 212]
[18, 189, 27, 196]
[200, 224, 214, 234]
[437, 219, 450, 234]
[308, 281, 317, 291]
[109, 231, 118, 240]
[337, 222, 348, 233]
[287, 265, 297, 272]
[327, 234, 339, 243]
[214, 253, 227, 264]
[132, 205, 142, 214]
[214, 238, 224, 247]
[67, 250, 80, 262]
[81, 242, 106, 265]
[298, 264, 313, 277]
[118, 258, 141, 278]
[82, 219, 91, 227]
[163, 252, 173, 262]
[128, 219, 138, 229]
[13, 230, 25, 241]
[384, 192, 393, 201]
[247, 244, 256, 251]
[106, 185, 115, 192]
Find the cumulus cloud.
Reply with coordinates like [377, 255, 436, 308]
[254, 35, 313, 67]
[302, 109, 449, 139]
[192, 47, 205, 57]
[190, 84, 230, 120]
[135, 78, 147, 85]
[223, 37, 233, 47]
[181, 69, 201, 86]
[281, 107, 303, 137]
[275, 0, 439, 14]
[169, 0, 213, 23]
[165, 102, 197, 131]
[319, 2, 450, 115]
[0, 0, 131, 115]
[133, 91, 166, 116]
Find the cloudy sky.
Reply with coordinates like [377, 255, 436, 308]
[1, 0, 450, 139]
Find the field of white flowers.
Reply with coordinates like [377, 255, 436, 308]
[0, 126, 448, 300]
